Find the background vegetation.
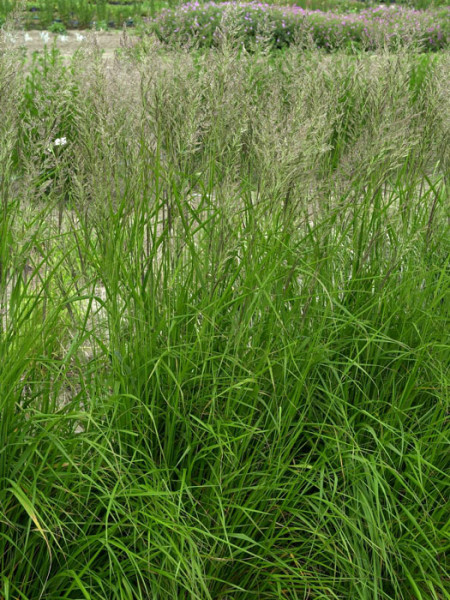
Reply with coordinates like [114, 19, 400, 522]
[148, 3, 449, 51]
[1, 36, 449, 598]
[0, 0, 449, 30]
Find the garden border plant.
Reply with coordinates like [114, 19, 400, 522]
[147, 1, 449, 51]
[1, 35, 449, 598]
[2, 0, 450, 30]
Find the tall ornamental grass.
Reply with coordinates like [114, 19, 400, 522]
[0, 39, 449, 599]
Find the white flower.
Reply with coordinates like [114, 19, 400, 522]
[40, 32, 50, 43]
[54, 137, 67, 147]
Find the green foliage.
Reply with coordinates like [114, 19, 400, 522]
[0, 0, 170, 28]
[275, 0, 366, 11]
[1, 0, 449, 31]
[48, 19, 66, 31]
[0, 42, 449, 599]
[149, 2, 449, 51]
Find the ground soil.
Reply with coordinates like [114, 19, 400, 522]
[2, 29, 137, 59]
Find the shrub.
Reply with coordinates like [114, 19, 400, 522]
[48, 20, 67, 33]
[148, 1, 449, 51]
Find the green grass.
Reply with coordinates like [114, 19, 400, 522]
[0, 41, 449, 599]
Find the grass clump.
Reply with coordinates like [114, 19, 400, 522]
[0, 38, 449, 599]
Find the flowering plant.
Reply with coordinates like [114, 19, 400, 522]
[148, 2, 449, 51]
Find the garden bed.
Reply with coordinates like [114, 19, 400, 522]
[147, 2, 449, 50]
[0, 14, 449, 600]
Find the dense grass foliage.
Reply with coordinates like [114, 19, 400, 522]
[1, 39, 449, 599]
[149, 2, 449, 50]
